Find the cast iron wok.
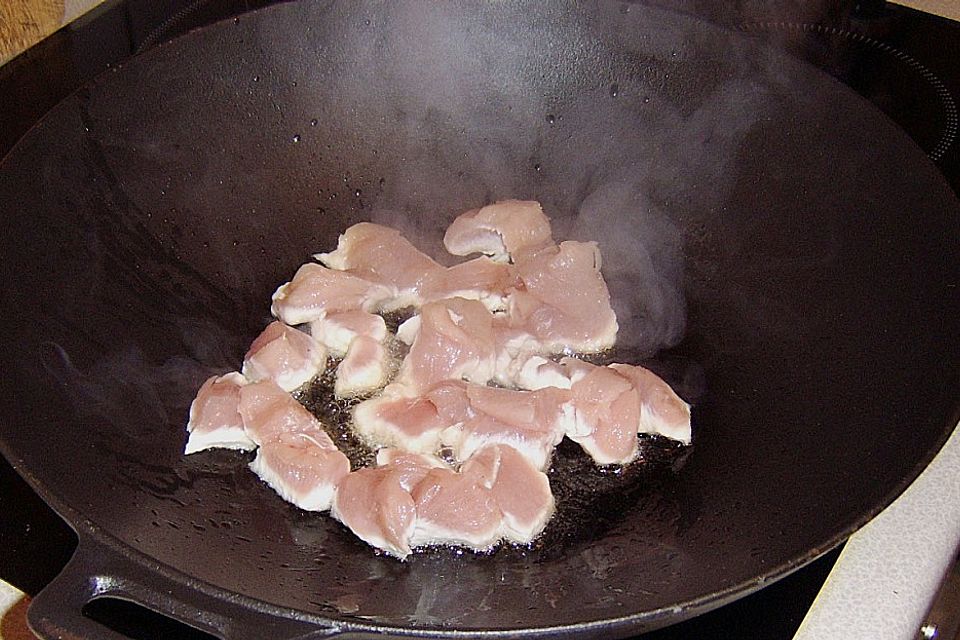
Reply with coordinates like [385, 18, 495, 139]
[1, 1, 958, 638]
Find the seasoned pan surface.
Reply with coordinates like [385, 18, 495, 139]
[1, 1, 959, 636]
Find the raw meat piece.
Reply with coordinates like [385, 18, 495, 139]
[310, 310, 387, 356]
[487, 320, 543, 387]
[466, 384, 565, 429]
[271, 263, 391, 325]
[422, 380, 472, 426]
[184, 372, 255, 454]
[440, 404, 563, 469]
[508, 241, 618, 352]
[241, 321, 327, 392]
[374, 448, 449, 491]
[357, 380, 568, 469]
[316, 222, 444, 309]
[394, 297, 497, 392]
[512, 355, 572, 390]
[421, 256, 515, 311]
[249, 430, 350, 511]
[352, 388, 450, 453]
[443, 200, 553, 262]
[353, 379, 469, 450]
[610, 363, 692, 444]
[331, 465, 418, 558]
[237, 380, 327, 446]
[409, 466, 503, 551]
[439, 385, 570, 470]
[558, 359, 691, 463]
[334, 444, 553, 557]
[462, 444, 554, 543]
[562, 359, 642, 464]
[332, 450, 449, 559]
[334, 335, 390, 397]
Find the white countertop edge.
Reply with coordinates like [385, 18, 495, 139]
[794, 420, 960, 640]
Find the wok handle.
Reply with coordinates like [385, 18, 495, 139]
[26, 534, 343, 640]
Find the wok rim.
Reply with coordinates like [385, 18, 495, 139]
[1, 0, 959, 635]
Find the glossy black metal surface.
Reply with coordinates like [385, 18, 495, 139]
[1, 1, 959, 638]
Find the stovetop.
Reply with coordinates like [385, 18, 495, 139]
[0, 1, 958, 639]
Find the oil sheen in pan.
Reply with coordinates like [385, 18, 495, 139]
[293, 316, 691, 558]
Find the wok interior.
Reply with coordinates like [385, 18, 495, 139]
[1, 0, 959, 633]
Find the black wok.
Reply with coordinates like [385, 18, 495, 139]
[1, 1, 959, 638]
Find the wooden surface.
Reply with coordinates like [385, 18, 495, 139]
[0, 0, 65, 65]
[899, 0, 960, 20]
[0, 0, 104, 66]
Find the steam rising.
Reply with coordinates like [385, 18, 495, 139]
[37, 0, 811, 419]
[257, 0, 788, 355]
[38, 317, 241, 434]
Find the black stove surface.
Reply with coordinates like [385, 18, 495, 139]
[0, 1, 957, 638]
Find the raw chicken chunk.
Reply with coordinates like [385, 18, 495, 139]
[559, 359, 691, 464]
[422, 380, 473, 426]
[271, 263, 391, 325]
[332, 450, 448, 559]
[237, 380, 327, 446]
[356, 379, 568, 469]
[334, 444, 551, 558]
[610, 363, 692, 444]
[351, 387, 450, 453]
[374, 448, 449, 490]
[334, 335, 390, 397]
[443, 200, 553, 262]
[466, 383, 566, 427]
[316, 222, 444, 309]
[242, 321, 327, 392]
[512, 355, 572, 390]
[462, 444, 554, 543]
[239, 381, 350, 510]
[394, 297, 497, 392]
[409, 466, 503, 551]
[439, 384, 570, 470]
[421, 256, 515, 311]
[310, 310, 387, 356]
[331, 465, 418, 558]
[508, 241, 619, 353]
[487, 321, 544, 387]
[184, 372, 255, 454]
[249, 430, 350, 511]
[562, 359, 642, 464]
